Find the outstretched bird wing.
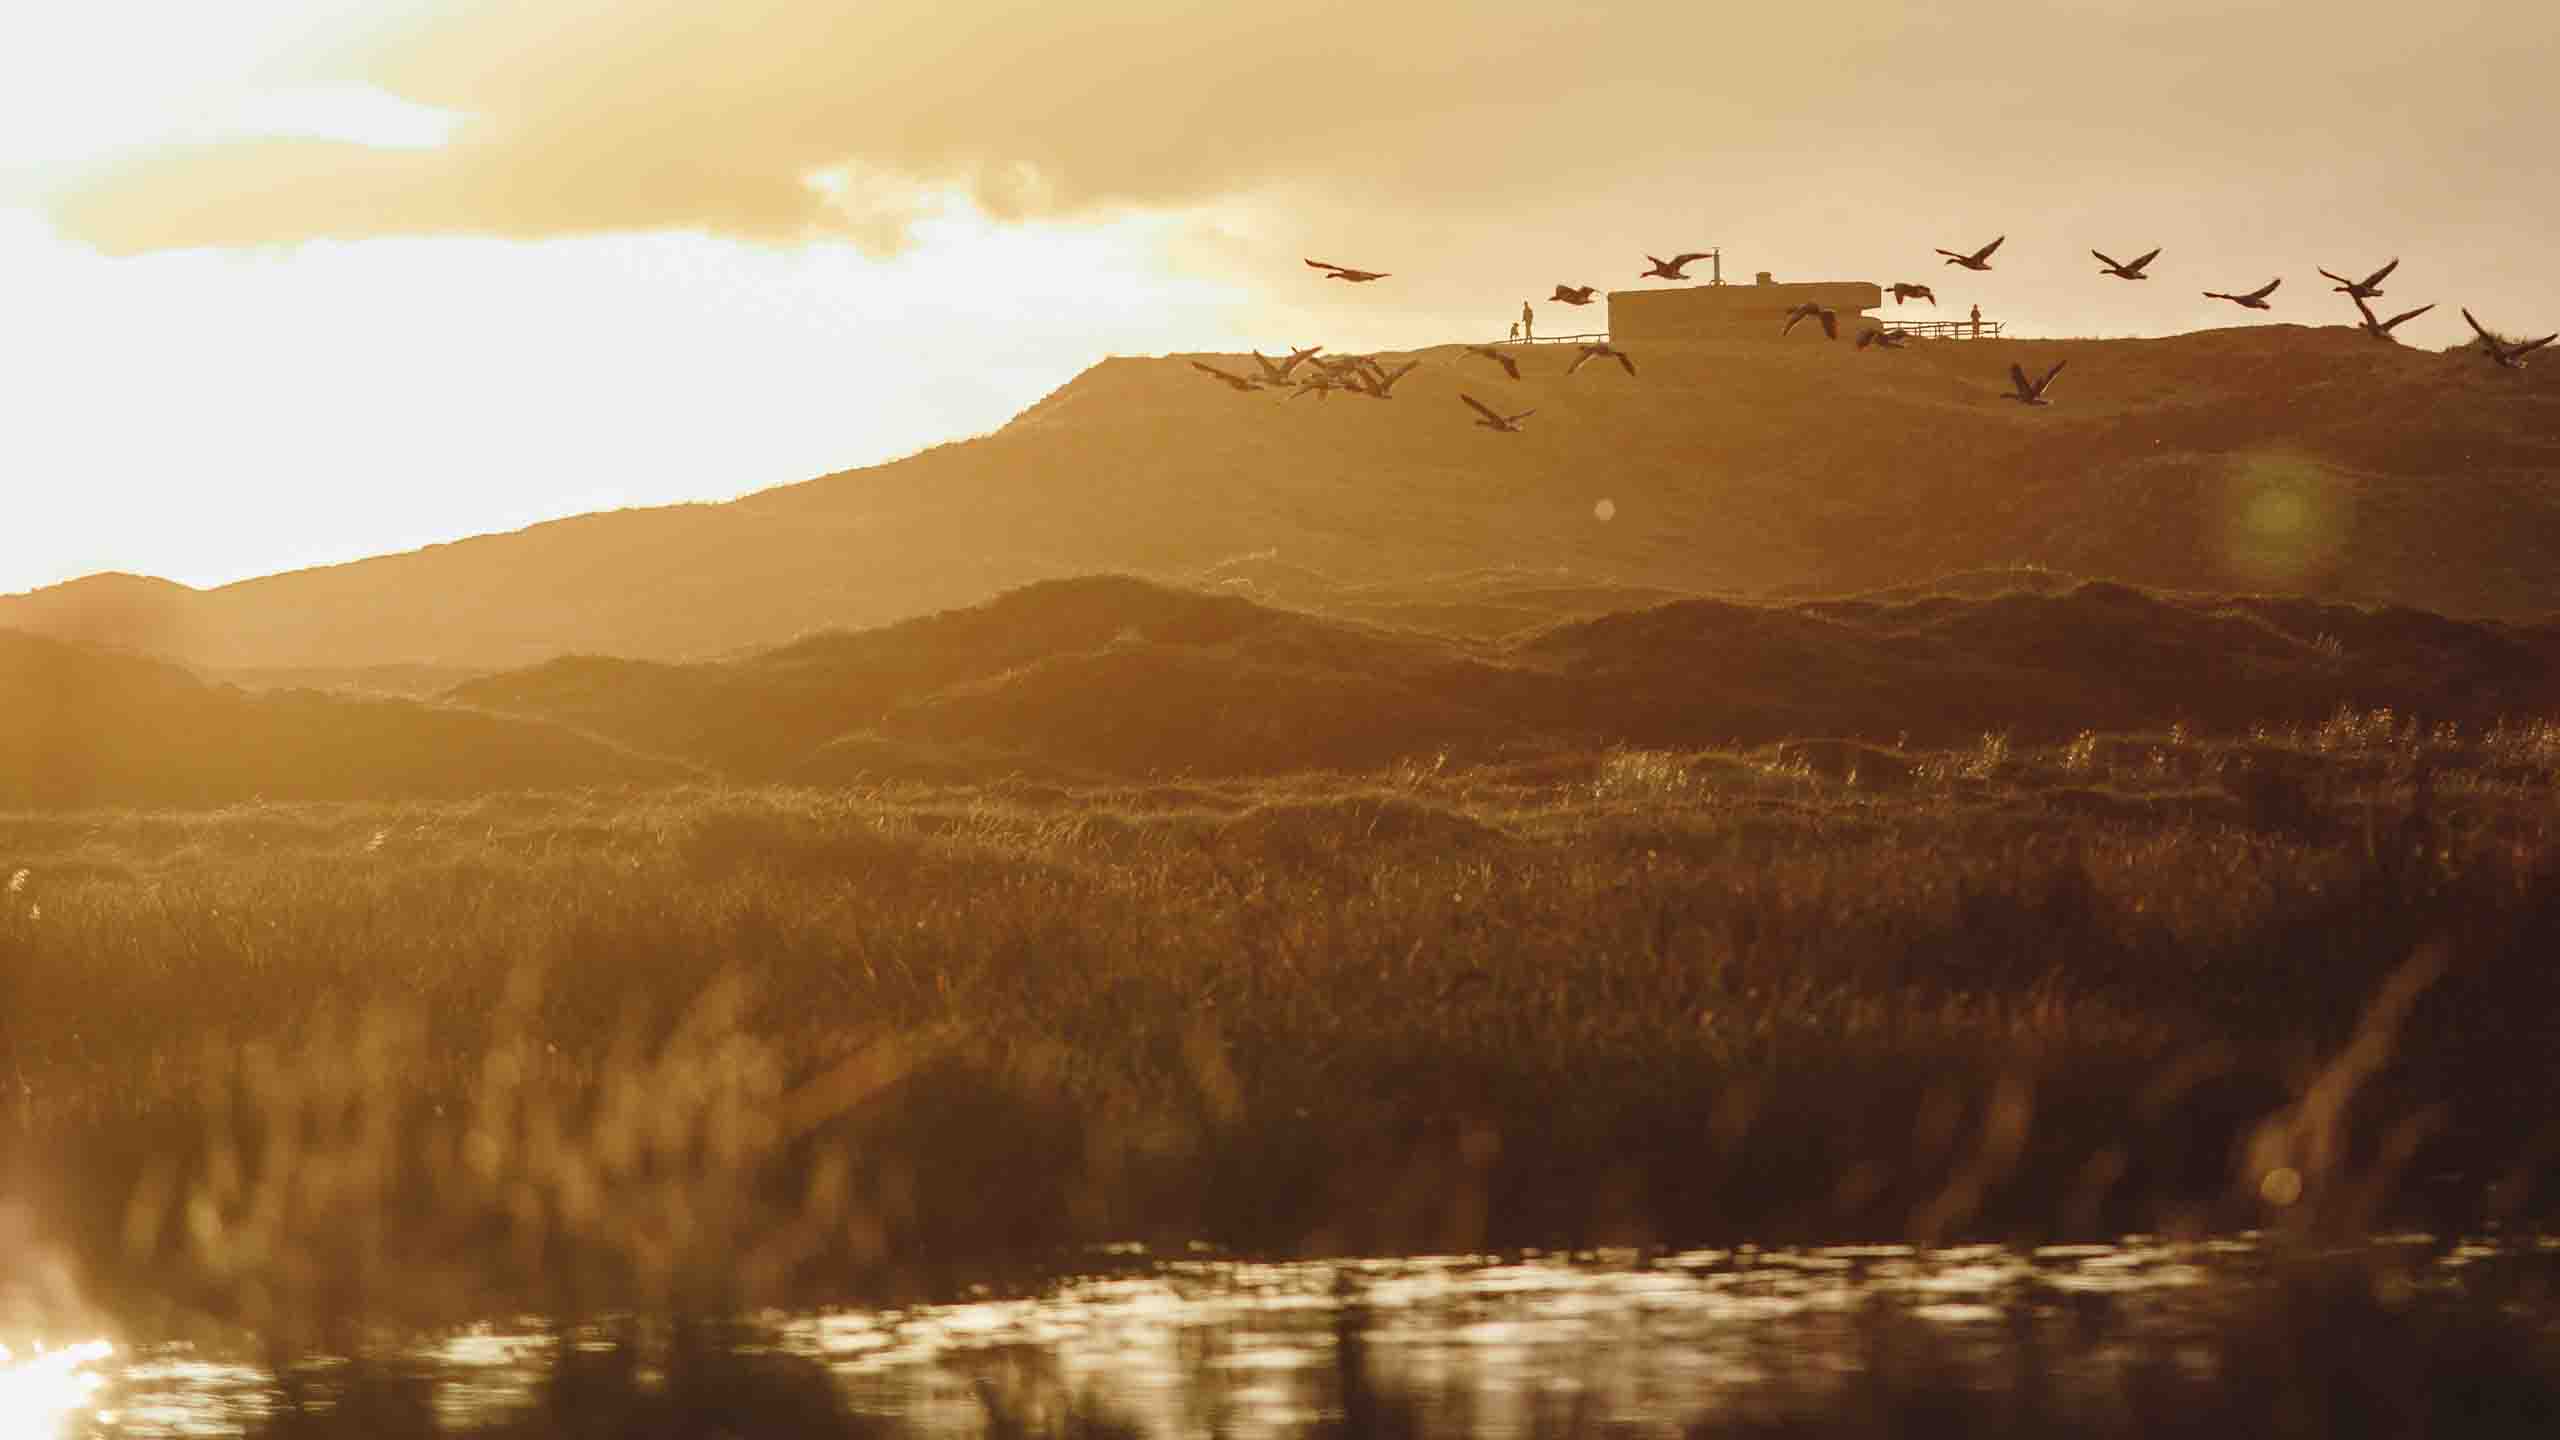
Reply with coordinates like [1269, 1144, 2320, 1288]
[1782, 306, 1810, 335]
[1567, 349, 1595, 374]
[1304, 258, 1344, 274]
[2035, 360, 2068, 394]
[2127, 247, 2161, 272]
[2361, 257, 2401, 289]
[2463, 308, 2497, 343]
[1669, 252, 1713, 266]
[1615, 350, 1637, 374]
[2009, 362, 2033, 396]
[2246, 277, 2281, 300]
[1818, 310, 1838, 340]
[2092, 249, 2124, 270]
[2383, 303, 2435, 330]
[2516, 334, 2560, 356]
[1460, 393, 1505, 424]
[1974, 236, 2005, 262]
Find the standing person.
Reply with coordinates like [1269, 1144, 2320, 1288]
[1522, 301, 1535, 342]
[1969, 303, 1982, 339]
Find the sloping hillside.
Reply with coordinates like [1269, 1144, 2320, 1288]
[0, 630, 692, 808]
[8, 324, 2557, 671]
[444, 574, 2560, 783]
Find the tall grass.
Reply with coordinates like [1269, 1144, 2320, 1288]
[0, 726, 2554, 1354]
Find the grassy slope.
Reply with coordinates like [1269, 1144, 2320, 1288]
[440, 573, 2560, 784]
[0, 628, 693, 807]
[4, 325, 2556, 670]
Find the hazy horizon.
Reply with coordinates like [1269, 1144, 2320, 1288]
[6, 0, 2554, 597]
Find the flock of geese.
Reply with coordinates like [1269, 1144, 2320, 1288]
[1186, 243, 2556, 431]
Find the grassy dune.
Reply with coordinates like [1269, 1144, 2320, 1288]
[439, 574, 2560, 785]
[6, 324, 2558, 672]
[0, 629, 691, 808]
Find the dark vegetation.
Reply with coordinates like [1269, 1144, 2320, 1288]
[5, 324, 2559, 673]
[4, 713, 2558, 1345]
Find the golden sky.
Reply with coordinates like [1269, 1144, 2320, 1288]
[5, 0, 2554, 595]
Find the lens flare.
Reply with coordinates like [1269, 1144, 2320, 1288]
[0, 1339, 112, 1440]
[2218, 454, 2347, 585]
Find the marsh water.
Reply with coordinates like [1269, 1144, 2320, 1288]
[64, 1236, 2557, 1437]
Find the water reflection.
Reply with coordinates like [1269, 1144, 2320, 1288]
[0, 1339, 112, 1440]
[76, 1235, 2547, 1437]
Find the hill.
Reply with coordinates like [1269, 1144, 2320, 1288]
[445, 573, 2560, 783]
[7, 324, 2558, 672]
[0, 629, 692, 808]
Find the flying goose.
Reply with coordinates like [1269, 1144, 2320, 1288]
[2352, 293, 2434, 341]
[1355, 359, 1423, 397]
[2094, 246, 2161, 280]
[1566, 341, 1637, 375]
[1551, 284, 1600, 305]
[1306, 258, 1390, 282]
[1189, 361, 1261, 393]
[1639, 252, 1715, 280]
[1249, 346, 1323, 383]
[1462, 393, 1536, 432]
[2203, 278, 2282, 310]
[1889, 282, 1937, 306]
[1936, 236, 2005, 270]
[2461, 308, 2559, 369]
[2319, 258, 2399, 300]
[1464, 344, 1523, 379]
[1782, 302, 1839, 339]
[2002, 359, 2067, 406]
[1856, 328, 1911, 350]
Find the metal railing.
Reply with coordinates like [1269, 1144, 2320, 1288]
[1489, 331, 1610, 346]
[1878, 318, 2005, 340]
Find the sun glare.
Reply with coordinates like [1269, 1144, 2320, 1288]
[0, 1340, 113, 1440]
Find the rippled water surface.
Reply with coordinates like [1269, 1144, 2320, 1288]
[47, 1235, 2557, 1437]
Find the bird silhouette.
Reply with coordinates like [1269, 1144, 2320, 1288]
[1856, 328, 1911, 350]
[1936, 236, 2005, 270]
[1639, 252, 1715, 280]
[1189, 361, 1261, 393]
[2003, 359, 2067, 405]
[2094, 247, 2161, 280]
[1464, 344, 1523, 380]
[1566, 342, 1637, 375]
[1462, 393, 1536, 432]
[1889, 283, 1938, 306]
[1354, 359, 1423, 398]
[2319, 258, 2399, 299]
[2461, 309, 2559, 369]
[2203, 278, 2282, 310]
[1782, 303, 1839, 339]
[1249, 346, 1324, 383]
[1306, 259, 1390, 282]
[2352, 293, 2434, 341]
[1551, 284, 1600, 305]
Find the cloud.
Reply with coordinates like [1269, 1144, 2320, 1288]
[38, 0, 2560, 269]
